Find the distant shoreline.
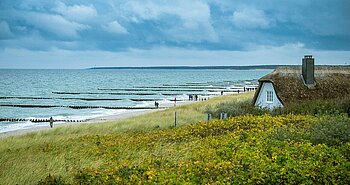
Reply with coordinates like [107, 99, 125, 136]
[2, 65, 347, 70]
[88, 65, 282, 70]
[89, 65, 350, 70]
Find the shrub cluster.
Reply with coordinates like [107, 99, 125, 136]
[35, 96, 350, 184]
[37, 115, 350, 184]
[309, 116, 350, 146]
[37, 174, 66, 185]
[271, 116, 350, 146]
[206, 97, 350, 118]
[205, 99, 270, 118]
[273, 98, 350, 116]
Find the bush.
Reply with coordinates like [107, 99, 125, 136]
[309, 116, 350, 146]
[205, 99, 270, 118]
[270, 126, 307, 142]
[71, 115, 349, 184]
[206, 97, 350, 119]
[37, 174, 66, 185]
[272, 98, 350, 116]
[271, 116, 350, 147]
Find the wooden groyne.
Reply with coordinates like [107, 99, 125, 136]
[185, 82, 210, 85]
[0, 104, 159, 110]
[0, 118, 85, 123]
[129, 98, 184, 102]
[179, 83, 210, 86]
[0, 97, 185, 102]
[162, 84, 231, 87]
[0, 96, 122, 101]
[161, 93, 209, 96]
[98, 88, 205, 92]
[134, 86, 227, 89]
[52, 91, 186, 96]
[129, 98, 161, 101]
[52, 92, 157, 96]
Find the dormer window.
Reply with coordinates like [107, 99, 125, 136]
[266, 91, 273, 102]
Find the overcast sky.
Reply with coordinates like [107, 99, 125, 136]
[0, 0, 349, 69]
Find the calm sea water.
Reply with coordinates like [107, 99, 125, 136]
[0, 69, 271, 133]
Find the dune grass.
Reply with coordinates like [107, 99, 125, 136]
[1, 92, 349, 184]
[0, 92, 253, 184]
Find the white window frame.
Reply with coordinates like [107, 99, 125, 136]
[266, 91, 273, 103]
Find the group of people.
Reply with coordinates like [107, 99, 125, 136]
[188, 94, 198, 101]
[188, 94, 208, 101]
[154, 101, 159, 108]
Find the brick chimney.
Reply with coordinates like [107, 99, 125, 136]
[302, 55, 315, 85]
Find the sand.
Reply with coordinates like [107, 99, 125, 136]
[0, 100, 194, 139]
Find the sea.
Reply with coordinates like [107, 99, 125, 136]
[0, 69, 272, 133]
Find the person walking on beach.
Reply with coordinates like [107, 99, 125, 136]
[49, 117, 54, 128]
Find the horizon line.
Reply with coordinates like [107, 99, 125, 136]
[1, 64, 349, 70]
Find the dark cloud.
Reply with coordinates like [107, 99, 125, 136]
[1, 0, 349, 51]
[0, 0, 349, 68]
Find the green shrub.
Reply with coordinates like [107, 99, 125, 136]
[205, 99, 269, 118]
[338, 142, 350, 160]
[37, 174, 66, 185]
[207, 97, 350, 119]
[271, 116, 350, 147]
[70, 115, 349, 184]
[309, 116, 350, 146]
[272, 98, 350, 116]
[270, 126, 307, 142]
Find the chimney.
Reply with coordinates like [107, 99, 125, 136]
[302, 55, 315, 85]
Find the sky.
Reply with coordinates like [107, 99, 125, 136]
[0, 0, 349, 69]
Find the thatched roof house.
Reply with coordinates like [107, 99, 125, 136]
[253, 55, 350, 109]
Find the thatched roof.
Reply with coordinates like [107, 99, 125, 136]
[253, 66, 350, 105]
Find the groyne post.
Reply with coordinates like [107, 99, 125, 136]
[219, 113, 228, 120]
[207, 114, 212, 121]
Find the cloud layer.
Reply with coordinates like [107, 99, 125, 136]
[0, 0, 349, 68]
[232, 8, 272, 29]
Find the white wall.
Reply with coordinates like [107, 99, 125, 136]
[255, 82, 283, 109]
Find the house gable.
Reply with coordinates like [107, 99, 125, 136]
[254, 81, 283, 109]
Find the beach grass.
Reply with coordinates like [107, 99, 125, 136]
[1, 91, 349, 184]
[29, 92, 253, 136]
[0, 92, 253, 184]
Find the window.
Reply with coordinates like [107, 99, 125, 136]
[266, 91, 273, 102]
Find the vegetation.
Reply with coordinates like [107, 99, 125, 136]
[206, 97, 350, 117]
[71, 115, 349, 184]
[273, 98, 350, 116]
[0, 92, 349, 184]
[205, 99, 269, 118]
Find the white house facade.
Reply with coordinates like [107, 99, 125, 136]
[254, 82, 283, 109]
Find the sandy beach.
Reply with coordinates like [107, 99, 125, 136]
[0, 109, 162, 139]
[0, 100, 194, 139]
